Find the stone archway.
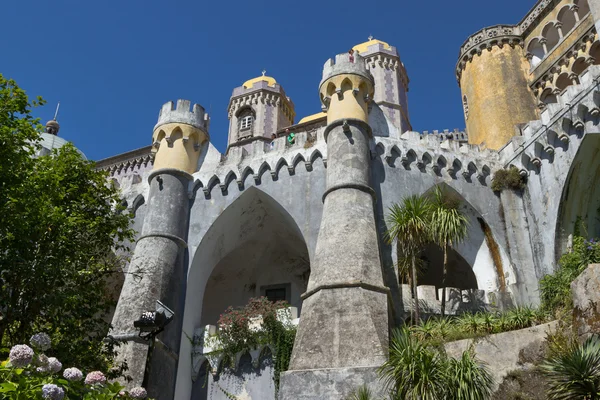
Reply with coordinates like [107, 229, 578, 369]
[556, 135, 600, 253]
[175, 187, 310, 400]
[419, 184, 509, 294]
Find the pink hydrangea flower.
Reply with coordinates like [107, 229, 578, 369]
[84, 370, 106, 385]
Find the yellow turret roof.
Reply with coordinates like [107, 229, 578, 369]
[352, 38, 392, 54]
[242, 74, 277, 89]
[298, 112, 326, 124]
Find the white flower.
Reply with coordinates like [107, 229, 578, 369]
[47, 357, 62, 373]
[9, 344, 34, 368]
[63, 367, 83, 381]
[129, 387, 148, 399]
[42, 384, 64, 400]
[30, 333, 51, 351]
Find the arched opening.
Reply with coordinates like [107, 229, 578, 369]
[558, 6, 577, 35]
[575, 0, 590, 17]
[556, 135, 600, 254]
[590, 42, 600, 65]
[177, 188, 310, 398]
[555, 73, 572, 92]
[572, 57, 589, 75]
[543, 23, 561, 52]
[416, 184, 508, 294]
[236, 107, 255, 140]
[541, 88, 558, 105]
[419, 243, 478, 290]
[528, 38, 546, 67]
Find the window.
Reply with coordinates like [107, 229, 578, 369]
[239, 115, 253, 130]
[265, 287, 287, 303]
[463, 95, 469, 120]
[261, 283, 291, 303]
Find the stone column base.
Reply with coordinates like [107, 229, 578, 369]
[278, 366, 386, 400]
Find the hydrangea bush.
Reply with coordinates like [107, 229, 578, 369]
[0, 334, 150, 400]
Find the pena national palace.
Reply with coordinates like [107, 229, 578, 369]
[31, 0, 600, 398]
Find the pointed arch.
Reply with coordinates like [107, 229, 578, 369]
[131, 194, 145, 216]
[422, 183, 510, 293]
[178, 188, 311, 397]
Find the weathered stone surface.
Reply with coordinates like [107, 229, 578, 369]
[444, 321, 557, 391]
[279, 367, 386, 400]
[572, 264, 600, 340]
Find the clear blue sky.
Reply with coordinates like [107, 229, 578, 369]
[2, 0, 534, 161]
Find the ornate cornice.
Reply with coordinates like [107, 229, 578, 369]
[227, 91, 295, 121]
[518, 0, 556, 34]
[95, 145, 153, 176]
[456, 25, 524, 82]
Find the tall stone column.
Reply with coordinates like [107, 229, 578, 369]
[279, 54, 390, 399]
[110, 100, 209, 399]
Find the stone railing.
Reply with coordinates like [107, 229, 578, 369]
[191, 307, 299, 379]
[400, 285, 495, 316]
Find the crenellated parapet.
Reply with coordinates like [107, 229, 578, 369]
[456, 25, 524, 82]
[151, 100, 210, 174]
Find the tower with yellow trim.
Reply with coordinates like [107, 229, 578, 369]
[227, 71, 295, 151]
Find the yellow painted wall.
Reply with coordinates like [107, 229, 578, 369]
[460, 45, 539, 150]
[151, 123, 208, 174]
[319, 74, 374, 124]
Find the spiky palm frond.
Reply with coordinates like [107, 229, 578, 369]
[542, 335, 600, 400]
[385, 195, 433, 253]
[445, 350, 494, 400]
[347, 385, 376, 400]
[379, 328, 446, 400]
[429, 186, 469, 248]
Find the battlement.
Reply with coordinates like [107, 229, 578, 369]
[154, 99, 210, 132]
[320, 52, 373, 88]
[420, 129, 468, 143]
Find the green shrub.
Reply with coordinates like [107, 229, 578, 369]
[209, 297, 296, 395]
[541, 335, 600, 399]
[540, 236, 600, 314]
[491, 167, 526, 192]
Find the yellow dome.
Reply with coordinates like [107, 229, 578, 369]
[298, 112, 326, 124]
[242, 75, 277, 89]
[352, 38, 392, 54]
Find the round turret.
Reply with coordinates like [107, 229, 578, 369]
[457, 25, 539, 150]
[319, 52, 374, 125]
[151, 100, 210, 174]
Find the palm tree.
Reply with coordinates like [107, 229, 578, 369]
[542, 335, 600, 399]
[429, 186, 469, 316]
[386, 195, 433, 324]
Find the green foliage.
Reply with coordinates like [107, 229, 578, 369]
[386, 195, 434, 323]
[210, 297, 296, 396]
[408, 307, 551, 346]
[541, 335, 600, 399]
[346, 385, 375, 400]
[378, 328, 494, 400]
[540, 236, 600, 314]
[491, 167, 526, 193]
[0, 74, 134, 374]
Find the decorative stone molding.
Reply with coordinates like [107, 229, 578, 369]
[363, 53, 410, 90]
[500, 64, 600, 172]
[96, 146, 154, 177]
[456, 25, 524, 81]
[519, 0, 554, 33]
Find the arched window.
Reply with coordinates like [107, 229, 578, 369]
[542, 23, 561, 52]
[236, 108, 255, 140]
[575, 0, 590, 17]
[239, 114, 253, 131]
[462, 95, 469, 119]
[528, 38, 545, 67]
[557, 6, 577, 35]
